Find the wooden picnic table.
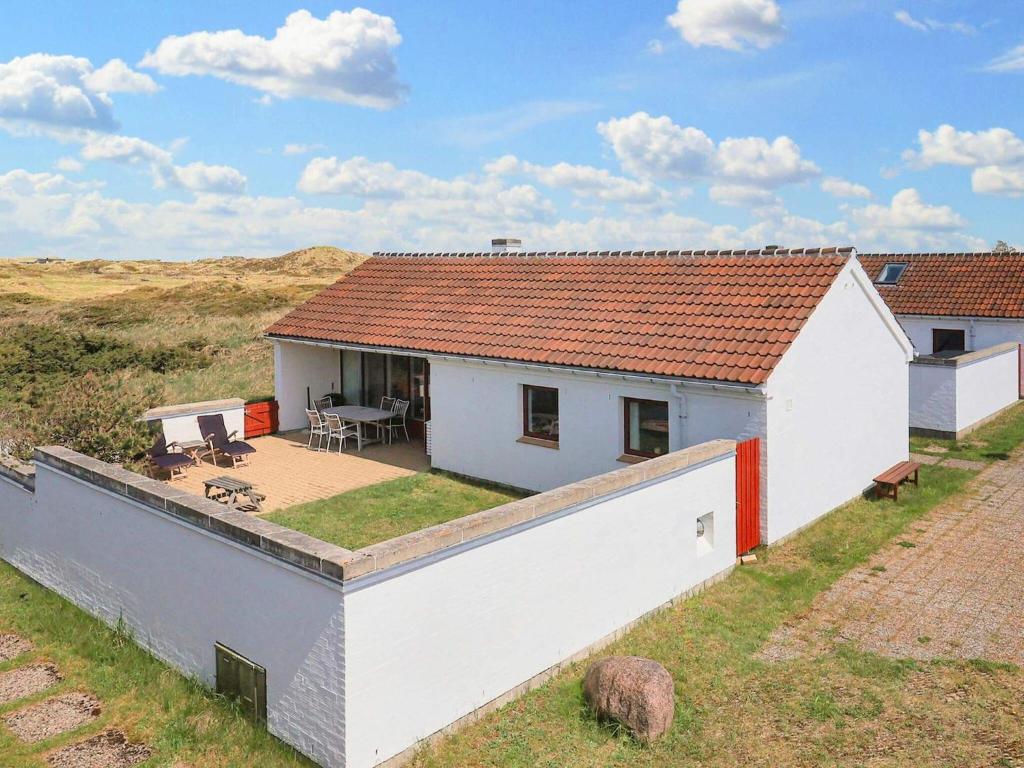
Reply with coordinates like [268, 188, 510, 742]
[322, 405, 394, 451]
[204, 475, 265, 513]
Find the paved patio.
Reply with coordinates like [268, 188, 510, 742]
[170, 432, 431, 513]
[762, 451, 1024, 665]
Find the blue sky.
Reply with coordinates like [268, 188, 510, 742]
[1, 0, 1022, 259]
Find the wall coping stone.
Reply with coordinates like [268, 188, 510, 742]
[30, 438, 735, 585]
[0, 455, 35, 491]
[143, 398, 245, 422]
[913, 341, 1019, 368]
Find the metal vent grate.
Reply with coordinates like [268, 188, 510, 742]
[215, 643, 267, 724]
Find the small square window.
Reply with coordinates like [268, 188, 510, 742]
[523, 385, 559, 442]
[932, 328, 966, 354]
[875, 262, 907, 285]
[624, 398, 669, 458]
[696, 511, 714, 556]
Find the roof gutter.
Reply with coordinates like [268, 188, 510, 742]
[264, 333, 768, 397]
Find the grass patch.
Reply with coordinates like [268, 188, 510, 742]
[910, 401, 1024, 462]
[409, 464, 1015, 768]
[0, 560, 312, 768]
[265, 472, 527, 550]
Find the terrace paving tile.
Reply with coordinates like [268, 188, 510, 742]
[168, 432, 430, 513]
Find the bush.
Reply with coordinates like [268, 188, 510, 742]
[4, 372, 164, 466]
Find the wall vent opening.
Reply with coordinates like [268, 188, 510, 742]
[215, 643, 267, 725]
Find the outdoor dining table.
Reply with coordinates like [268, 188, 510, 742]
[322, 405, 395, 452]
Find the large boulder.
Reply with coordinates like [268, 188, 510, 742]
[582, 655, 674, 744]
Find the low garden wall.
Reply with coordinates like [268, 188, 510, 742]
[142, 398, 246, 445]
[0, 438, 737, 768]
[909, 342, 1020, 439]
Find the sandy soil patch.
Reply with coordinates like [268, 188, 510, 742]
[0, 663, 61, 705]
[0, 632, 33, 662]
[47, 729, 151, 768]
[4, 692, 101, 742]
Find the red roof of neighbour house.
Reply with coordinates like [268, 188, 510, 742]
[265, 248, 854, 386]
[859, 252, 1024, 319]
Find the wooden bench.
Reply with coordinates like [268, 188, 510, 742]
[873, 460, 921, 501]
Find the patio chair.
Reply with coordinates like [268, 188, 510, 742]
[375, 396, 396, 441]
[197, 414, 257, 468]
[324, 413, 358, 453]
[147, 433, 193, 481]
[383, 398, 411, 444]
[314, 396, 333, 412]
[306, 408, 330, 452]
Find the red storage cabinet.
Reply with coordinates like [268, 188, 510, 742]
[244, 400, 279, 438]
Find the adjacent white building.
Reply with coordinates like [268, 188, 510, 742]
[267, 246, 913, 545]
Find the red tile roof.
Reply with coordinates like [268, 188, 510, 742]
[859, 252, 1024, 319]
[266, 248, 853, 385]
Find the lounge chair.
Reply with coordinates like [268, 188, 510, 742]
[148, 433, 194, 481]
[198, 414, 257, 469]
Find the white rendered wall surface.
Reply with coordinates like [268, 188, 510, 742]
[159, 404, 245, 445]
[955, 346, 1019, 430]
[0, 466, 346, 768]
[898, 316, 1024, 354]
[429, 359, 763, 491]
[765, 260, 911, 543]
[342, 451, 736, 768]
[274, 341, 342, 432]
[909, 363, 957, 433]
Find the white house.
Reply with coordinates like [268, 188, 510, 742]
[859, 252, 1024, 437]
[859, 252, 1024, 355]
[266, 245, 913, 545]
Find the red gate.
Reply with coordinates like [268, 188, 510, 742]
[1019, 344, 1024, 399]
[736, 437, 761, 556]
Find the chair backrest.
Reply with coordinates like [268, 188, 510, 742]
[380, 396, 396, 412]
[314, 396, 333, 412]
[197, 414, 229, 449]
[393, 399, 410, 418]
[306, 409, 324, 429]
[324, 413, 343, 430]
[149, 432, 169, 458]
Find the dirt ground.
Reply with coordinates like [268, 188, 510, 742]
[4, 692, 101, 743]
[46, 730, 151, 768]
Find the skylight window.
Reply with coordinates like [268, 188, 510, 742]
[875, 262, 908, 285]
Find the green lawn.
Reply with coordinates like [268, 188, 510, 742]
[265, 472, 527, 551]
[910, 400, 1024, 463]
[0, 560, 311, 768]
[410, 464, 1024, 768]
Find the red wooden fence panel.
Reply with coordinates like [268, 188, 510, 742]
[244, 400, 279, 439]
[735, 437, 761, 556]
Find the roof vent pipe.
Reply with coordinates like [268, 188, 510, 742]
[491, 238, 522, 253]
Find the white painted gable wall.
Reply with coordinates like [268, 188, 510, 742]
[898, 315, 1024, 354]
[763, 259, 911, 543]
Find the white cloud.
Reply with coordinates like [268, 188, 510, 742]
[903, 124, 1024, 168]
[667, 0, 784, 51]
[283, 142, 326, 156]
[83, 58, 160, 94]
[821, 176, 872, 199]
[437, 100, 598, 148]
[987, 44, 1024, 73]
[485, 154, 671, 205]
[0, 54, 118, 133]
[164, 162, 247, 194]
[598, 111, 819, 189]
[598, 112, 714, 180]
[894, 10, 975, 35]
[81, 134, 172, 166]
[972, 165, 1024, 197]
[54, 156, 84, 172]
[901, 124, 1024, 199]
[850, 188, 965, 232]
[140, 9, 405, 108]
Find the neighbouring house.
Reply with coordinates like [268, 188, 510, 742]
[860, 253, 1024, 438]
[266, 244, 914, 544]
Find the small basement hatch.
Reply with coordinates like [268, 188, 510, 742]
[215, 643, 267, 724]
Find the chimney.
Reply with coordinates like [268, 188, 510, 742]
[763, 244, 780, 254]
[491, 237, 522, 253]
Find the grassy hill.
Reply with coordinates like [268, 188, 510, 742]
[0, 247, 366, 454]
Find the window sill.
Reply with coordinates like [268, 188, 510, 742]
[517, 436, 559, 450]
[616, 453, 649, 465]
